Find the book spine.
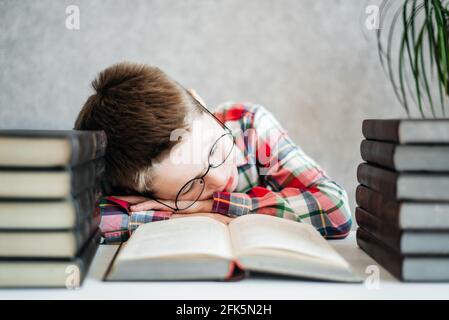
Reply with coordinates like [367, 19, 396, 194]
[355, 207, 402, 252]
[356, 163, 399, 198]
[356, 228, 404, 281]
[0, 210, 101, 258]
[69, 131, 107, 167]
[0, 185, 102, 230]
[355, 185, 401, 227]
[360, 140, 396, 170]
[74, 202, 101, 257]
[362, 119, 400, 143]
[70, 158, 105, 197]
[73, 185, 103, 228]
[70, 228, 101, 287]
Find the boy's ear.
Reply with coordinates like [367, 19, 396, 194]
[187, 88, 206, 107]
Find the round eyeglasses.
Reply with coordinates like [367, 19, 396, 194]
[151, 130, 235, 211]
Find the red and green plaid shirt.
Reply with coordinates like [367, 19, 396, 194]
[100, 102, 352, 243]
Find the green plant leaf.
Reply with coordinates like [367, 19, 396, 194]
[378, 0, 449, 117]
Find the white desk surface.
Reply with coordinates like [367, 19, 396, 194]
[1, 231, 449, 300]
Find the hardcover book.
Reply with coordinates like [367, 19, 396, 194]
[362, 119, 449, 144]
[357, 227, 449, 282]
[0, 185, 102, 229]
[0, 130, 107, 167]
[356, 207, 449, 255]
[0, 228, 101, 287]
[0, 158, 105, 199]
[105, 214, 360, 282]
[360, 139, 449, 171]
[357, 162, 449, 201]
[0, 205, 100, 258]
[355, 185, 449, 229]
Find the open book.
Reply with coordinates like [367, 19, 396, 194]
[105, 214, 360, 282]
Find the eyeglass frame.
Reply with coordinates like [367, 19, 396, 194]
[141, 86, 236, 211]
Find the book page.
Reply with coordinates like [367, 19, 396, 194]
[115, 216, 233, 261]
[229, 214, 349, 267]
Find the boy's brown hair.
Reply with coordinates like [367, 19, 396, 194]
[74, 62, 204, 195]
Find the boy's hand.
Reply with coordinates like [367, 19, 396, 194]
[171, 212, 235, 225]
[111, 195, 214, 214]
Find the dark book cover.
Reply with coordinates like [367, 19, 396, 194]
[0, 184, 103, 230]
[0, 157, 105, 199]
[356, 162, 399, 198]
[356, 227, 449, 282]
[362, 119, 449, 144]
[356, 185, 449, 230]
[355, 207, 449, 254]
[0, 202, 101, 258]
[357, 162, 449, 201]
[355, 207, 403, 252]
[360, 139, 449, 172]
[69, 227, 102, 286]
[0, 130, 107, 167]
[360, 140, 396, 169]
[355, 185, 401, 227]
[356, 227, 405, 281]
[362, 119, 402, 143]
[0, 228, 101, 288]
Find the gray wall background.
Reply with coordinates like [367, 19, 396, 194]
[0, 0, 405, 226]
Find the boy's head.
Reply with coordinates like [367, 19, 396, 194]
[75, 62, 238, 200]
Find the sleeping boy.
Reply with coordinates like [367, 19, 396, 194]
[74, 62, 352, 243]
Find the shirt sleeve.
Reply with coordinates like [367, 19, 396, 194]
[99, 196, 171, 243]
[211, 104, 352, 239]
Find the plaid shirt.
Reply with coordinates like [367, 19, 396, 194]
[100, 102, 352, 243]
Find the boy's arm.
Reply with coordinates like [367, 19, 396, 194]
[99, 196, 171, 243]
[211, 105, 352, 239]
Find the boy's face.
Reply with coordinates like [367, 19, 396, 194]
[150, 110, 239, 202]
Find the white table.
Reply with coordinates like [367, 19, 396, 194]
[1, 231, 449, 300]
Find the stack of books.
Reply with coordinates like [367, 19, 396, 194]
[356, 119, 449, 282]
[0, 130, 107, 287]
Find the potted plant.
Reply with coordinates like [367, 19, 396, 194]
[378, 0, 449, 118]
